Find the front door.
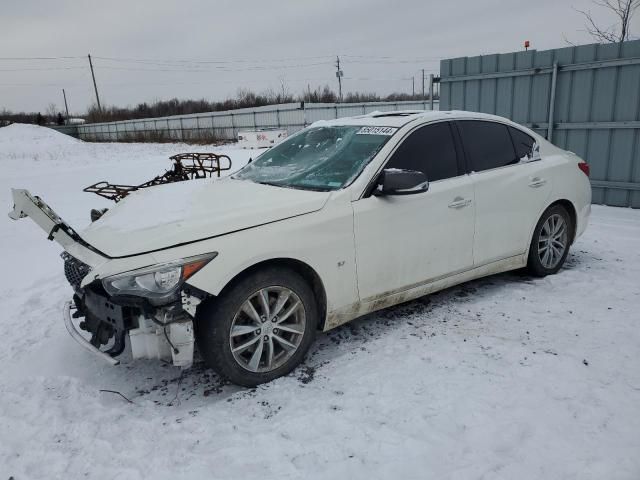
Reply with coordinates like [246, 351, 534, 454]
[353, 122, 475, 302]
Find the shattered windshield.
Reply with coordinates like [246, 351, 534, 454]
[233, 125, 395, 191]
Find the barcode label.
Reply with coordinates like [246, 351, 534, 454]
[356, 126, 397, 136]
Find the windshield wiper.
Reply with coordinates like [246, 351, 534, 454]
[253, 180, 331, 192]
[292, 185, 332, 192]
[252, 180, 284, 188]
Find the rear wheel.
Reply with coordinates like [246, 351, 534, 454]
[527, 204, 572, 277]
[196, 267, 317, 387]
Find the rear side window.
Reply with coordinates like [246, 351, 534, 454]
[385, 122, 458, 182]
[509, 127, 538, 162]
[457, 121, 517, 172]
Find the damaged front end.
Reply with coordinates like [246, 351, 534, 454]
[61, 252, 214, 367]
[9, 188, 213, 368]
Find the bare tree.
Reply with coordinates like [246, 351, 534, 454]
[278, 76, 291, 103]
[45, 102, 59, 119]
[575, 0, 640, 43]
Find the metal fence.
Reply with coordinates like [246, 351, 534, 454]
[440, 39, 640, 208]
[50, 124, 80, 138]
[72, 100, 439, 143]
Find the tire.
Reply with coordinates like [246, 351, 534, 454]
[196, 267, 318, 387]
[527, 204, 572, 277]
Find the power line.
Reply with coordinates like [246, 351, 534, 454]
[0, 52, 438, 109]
[0, 82, 83, 87]
[91, 61, 332, 73]
[342, 54, 442, 60]
[92, 76, 341, 87]
[0, 74, 414, 89]
[0, 53, 443, 64]
[91, 56, 441, 67]
[0, 66, 86, 72]
[92, 54, 335, 65]
[343, 76, 413, 81]
[345, 59, 441, 65]
[0, 56, 84, 61]
[0, 61, 332, 73]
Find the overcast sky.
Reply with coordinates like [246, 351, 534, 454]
[1, 0, 637, 113]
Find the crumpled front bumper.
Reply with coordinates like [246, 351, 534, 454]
[63, 290, 197, 368]
[62, 301, 120, 365]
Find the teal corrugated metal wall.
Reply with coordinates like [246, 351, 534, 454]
[440, 40, 640, 208]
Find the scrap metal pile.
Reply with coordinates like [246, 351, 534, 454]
[84, 152, 232, 202]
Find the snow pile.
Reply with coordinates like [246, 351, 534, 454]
[1, 133, 640, 478]
[0, 123, 84, 162]
[0, 123, 254, 171]
[0, 123, 81, 145]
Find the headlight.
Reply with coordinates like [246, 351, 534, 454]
[102, 253, 216, 303]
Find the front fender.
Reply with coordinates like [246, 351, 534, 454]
[185, 194, 358, 316]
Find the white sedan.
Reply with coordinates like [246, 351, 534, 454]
[9, 110, 591, 386]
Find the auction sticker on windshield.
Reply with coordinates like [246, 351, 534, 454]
[356, 126, 397, 135]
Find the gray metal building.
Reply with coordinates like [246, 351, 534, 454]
[440, 39, 640, 208]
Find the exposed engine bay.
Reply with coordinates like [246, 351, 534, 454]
[62, 251, 207, 367]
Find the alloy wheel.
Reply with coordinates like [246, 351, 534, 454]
[538, 213, 568, 269]
[229, 286, 306, 373]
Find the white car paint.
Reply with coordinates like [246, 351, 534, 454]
[9, 110, 591, 361]
[353, 173, 475, 301]
[81, 176, 331, 257]
[470, 142, 554, 265]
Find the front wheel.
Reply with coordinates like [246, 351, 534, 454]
[527, 204, 572, 277]
[196, 267, 317, 387]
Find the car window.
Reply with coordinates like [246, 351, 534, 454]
[234, 126, 393, 191]
[457, 120, 517, 172]
[385, 122, 458, 182]
[509, 126, 539, 162]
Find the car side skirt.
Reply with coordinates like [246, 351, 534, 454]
[324, 254, 527, 331]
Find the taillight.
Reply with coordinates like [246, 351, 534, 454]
[578, 162, 590, 177]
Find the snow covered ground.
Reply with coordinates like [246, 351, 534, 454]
[1, 124, 639, 479]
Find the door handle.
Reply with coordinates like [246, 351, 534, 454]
[448, 197, 472, 209]
[528, 177, 547, 188]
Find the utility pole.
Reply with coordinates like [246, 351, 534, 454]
[335, 56, 343, 102]
[412, 77, 415, 98]
[429, 74, 435, 110]
[421, 69, 425, 99]
[62, 89, 70, 120]
[87, 54, 102, 112]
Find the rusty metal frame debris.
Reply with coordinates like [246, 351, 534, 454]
[83, 152, 232, 202]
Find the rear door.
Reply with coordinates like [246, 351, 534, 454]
[456, 120, 552, 265]
[353, 121, 475, 301]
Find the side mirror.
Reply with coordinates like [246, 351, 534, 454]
[374, 169, 429, 196]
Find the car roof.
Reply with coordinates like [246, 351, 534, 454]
[310, 110, 520, 129]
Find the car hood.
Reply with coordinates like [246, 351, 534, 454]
[81, 177, 330, 257]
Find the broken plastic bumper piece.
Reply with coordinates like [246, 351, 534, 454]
[63, 300, 120, 366]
